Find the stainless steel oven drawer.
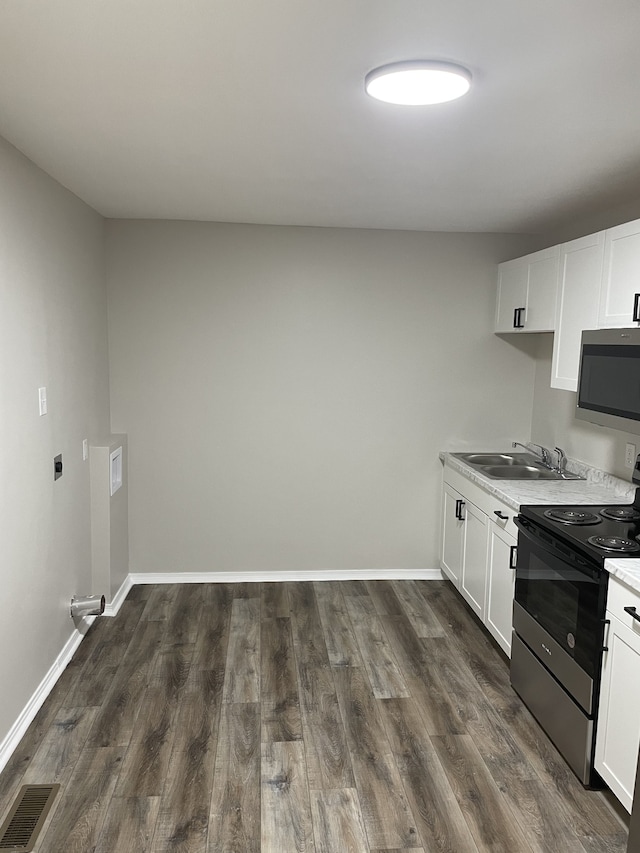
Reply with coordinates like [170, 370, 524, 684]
[512, 600, 594, 714]
[511, 632, 594, 784]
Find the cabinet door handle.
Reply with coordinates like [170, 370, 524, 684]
[602, 618, 611, 652]
[624, 605, 640, 623]
[509, 545, 518, 569]
[634, 294, 640, 323]
[455, 499, 466, 521]
[513, 307, 525, 329]
[494, 510, 509, 520]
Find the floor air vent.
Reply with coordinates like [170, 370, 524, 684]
[0, 784, 59, 851]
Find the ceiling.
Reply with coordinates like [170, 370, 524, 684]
[1, 0, 640, 233]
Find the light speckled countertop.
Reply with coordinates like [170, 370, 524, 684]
[605, 559, 640, 593]
[440, 450, 640, 593]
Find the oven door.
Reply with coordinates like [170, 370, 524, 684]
[514, 516, 606, 681]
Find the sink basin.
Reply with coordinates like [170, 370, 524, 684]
[451, 451, 585, 481]
[454, 452, 536, 466]
[481, 465, 565, 480]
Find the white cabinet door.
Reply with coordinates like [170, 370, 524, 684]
[440, 483, 464, 588]
[595, 611, 640, 811]
[495, 257, 528, 332]
[525, 245, 560, 332]
[486, 522, 517, 656]
[599, 219, 640, 328]
[551, 232, 605, 391]
[495, 246, 559, 333]
[460, 501, 489, 621]
[441, 465, 517, 658]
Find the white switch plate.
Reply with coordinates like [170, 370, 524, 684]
[82, 439, 88, 461]
[38, 386, 47, 416]
[625, 442, 636, 468]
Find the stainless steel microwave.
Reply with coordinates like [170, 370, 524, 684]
[576, 328, 640, 435]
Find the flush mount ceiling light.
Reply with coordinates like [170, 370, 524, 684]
[365, 60, 472, 106]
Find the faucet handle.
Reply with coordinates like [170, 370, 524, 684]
[554, 446, 566, 471]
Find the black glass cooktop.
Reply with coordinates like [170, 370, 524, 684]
[520, 503, 640, 564]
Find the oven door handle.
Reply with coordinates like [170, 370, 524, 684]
[513, 517, 561, 562]
[514, 516, 598, 578]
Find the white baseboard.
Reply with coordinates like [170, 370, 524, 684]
[103, 574, 133, 616]
[0, 615, 97, 775]
[0, 572, 133, 776]
[128, 568, 442, 584]
[0, 567, 440, 775]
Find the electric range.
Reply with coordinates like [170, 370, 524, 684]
[519, 502, 640, 565]
[511, 497, 640, 786]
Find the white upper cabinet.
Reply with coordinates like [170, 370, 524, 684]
[495, 246, 559, 333]
[495, 257, 527, 332]
[598, 219, 640, 328]
[526, 246, 561, 331]
[551, 231, 605, 391]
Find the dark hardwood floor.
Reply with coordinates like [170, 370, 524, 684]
[0, 580, 629, 852]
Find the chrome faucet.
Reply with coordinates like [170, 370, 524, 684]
[554, 446, 567, 473]
[512, 441, 554, 469]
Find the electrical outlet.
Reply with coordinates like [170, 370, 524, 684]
[625, 443, 636, 468]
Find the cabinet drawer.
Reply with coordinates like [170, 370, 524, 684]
[443, 464, 518, 538]
[487, 504, 518, 540]
[606, 576, 640, 631]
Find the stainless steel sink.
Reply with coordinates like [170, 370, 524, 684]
[455, 453, 536, 467]
[481, 465, 565, 480]
[451, 452, 585, 481]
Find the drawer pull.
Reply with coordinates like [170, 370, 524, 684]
[494, 510, 509, 520]
[624, 606, 640, 623]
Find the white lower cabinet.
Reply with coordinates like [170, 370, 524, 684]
[441, 482, 465, 587]
[487, 523, 517, 656]
[440, 463, 517, 655]
[460, 501, 489, 621]
[595, 576, 640, 812]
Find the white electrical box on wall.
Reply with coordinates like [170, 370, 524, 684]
[109, 446, 123, 496]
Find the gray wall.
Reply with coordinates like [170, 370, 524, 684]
[0, 137, 110, 747]
[106, 220, 537, 576]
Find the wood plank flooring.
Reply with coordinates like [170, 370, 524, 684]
[0, 580, 629, 852]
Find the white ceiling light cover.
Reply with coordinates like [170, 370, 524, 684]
[365, 60, 472, 105]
